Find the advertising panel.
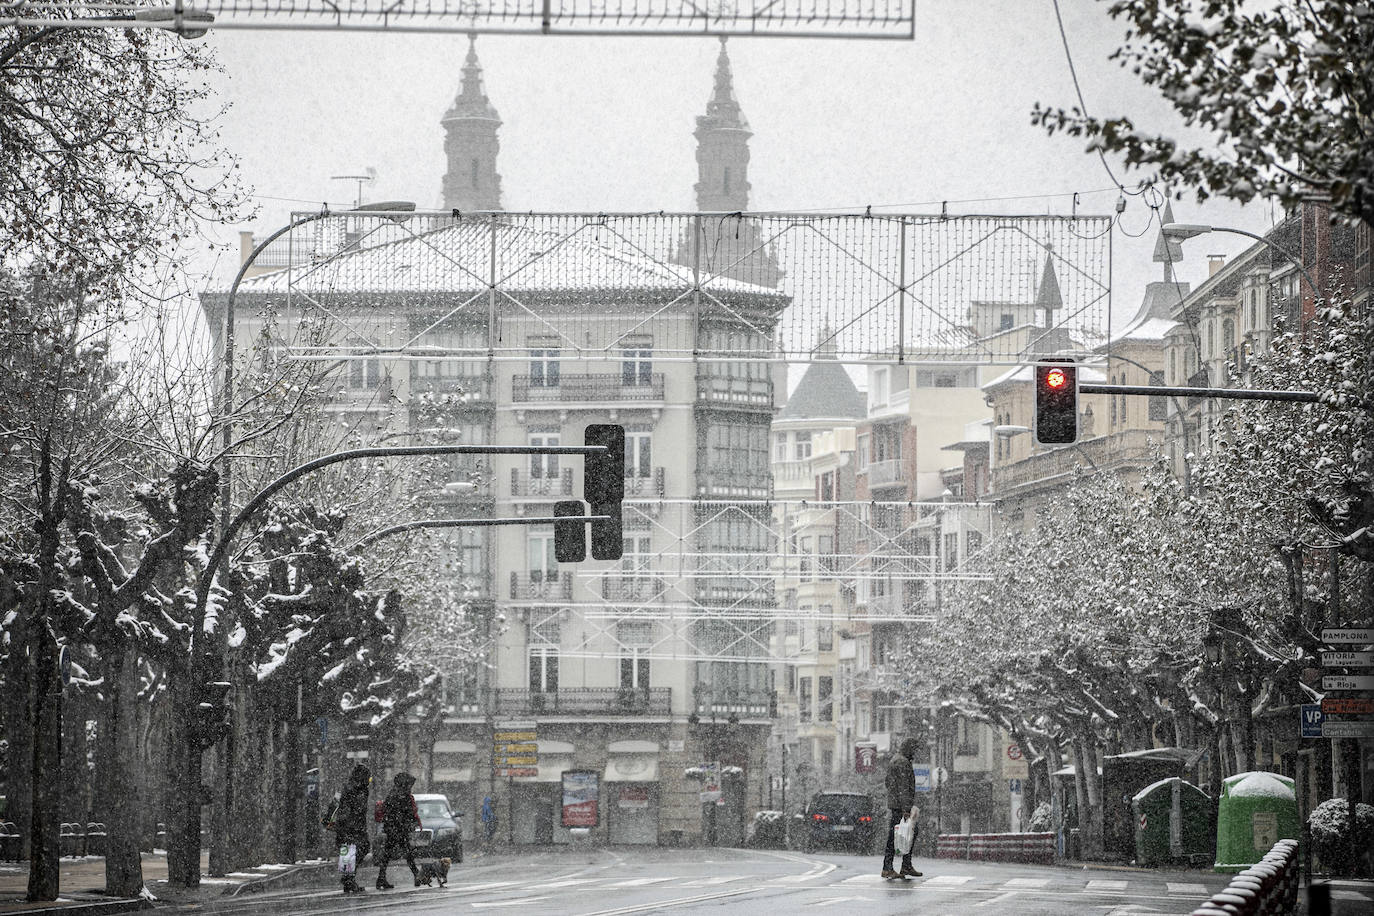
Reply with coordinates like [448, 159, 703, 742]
[561, 769, 600, 828]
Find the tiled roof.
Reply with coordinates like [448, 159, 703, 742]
[777, 359, 865, 421]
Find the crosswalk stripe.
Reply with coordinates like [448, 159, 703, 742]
[533, 878, 599, 889]
[1005, 878, 1050, 888]
[471, 896, 552, 908]
[924, 875, 974, 885]
[681, 876, 747, 887]
[1085, 879, 1129, 893]
[608, 877, 675, 887]
[1166, 882, 1209, 895]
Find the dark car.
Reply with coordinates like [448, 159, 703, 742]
[412, 793, 464, 862]
[801, 791, 878, 854]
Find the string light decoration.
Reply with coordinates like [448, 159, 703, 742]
[219, 210, 1111, 369]
[2, 0, 915, 37]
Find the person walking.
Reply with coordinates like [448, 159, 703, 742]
[881, 737, 923, 880]
[375, 772, 421, 889]
[330, 763, 371, 895]
[481, 795, 497, 844]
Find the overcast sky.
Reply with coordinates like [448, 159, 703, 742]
[195, 0, 1275, 349]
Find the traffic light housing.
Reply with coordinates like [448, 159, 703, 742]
[1034, 358, 1079, 445]
[553, 499, 586, 563]
[584, 424, 624, 561]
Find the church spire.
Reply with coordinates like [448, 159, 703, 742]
[441, 33, 503, 212]
[693, 37, 752, 213]
[1152, 200, 1184, 281]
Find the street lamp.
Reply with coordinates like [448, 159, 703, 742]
[1160, 223, 1321, 302]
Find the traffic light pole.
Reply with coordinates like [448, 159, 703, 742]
[1080, 383, 1323, 404]
[351, 513, 610, 550]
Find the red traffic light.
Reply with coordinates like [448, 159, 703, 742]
[1045, 368, 1067, 389]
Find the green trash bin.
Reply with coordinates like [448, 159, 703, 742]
[1133, 777, 1214, 867]
[1214, 771, 1299, 873]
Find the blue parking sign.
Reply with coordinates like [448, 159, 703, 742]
[912, 765, 932, 792]
[1300, 704, 1324, 738]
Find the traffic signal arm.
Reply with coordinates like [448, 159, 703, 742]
[1080, 382, 1321, 403]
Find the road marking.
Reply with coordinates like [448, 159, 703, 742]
[471, 896, 552, 908]
[575, 887, 756, 916]
[1166, 882, 1209, 895]
[1005, 878, 1050, 888]
[974, 891, 1019, 908]
[837, 874, 914, 885]
[1333, 890, 1371, 900]
[680, 876, 747, 886]
[809, 896, 873, 907]
[449, 881, 522, 892]
[534, 878, 599, 889]
[1085, 879, 1129, 893]
[924, 875, 974, 885]
[607, 876, 674, 887]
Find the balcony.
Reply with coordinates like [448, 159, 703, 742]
[511, 373, 664, 404]
[695, 578, 775, 604]
[692, 687, 777, 719]
[865, 458, 906, 489]
[695, 374, 773, 410]
[600, 575, 668, 602]
[624, 467, 665, 499]
[992, 428, 1158, 495]
[488, 687, 672, 718]
[510, 467, 574, 498]
[697, 471, 772, 499]
[509, 571, 572, 601]
[411, 374, 493, 407]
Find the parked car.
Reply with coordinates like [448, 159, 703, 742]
[801, 791, 879, 854]
[745, 810, 788, 849]
[412, 794, 464, 862]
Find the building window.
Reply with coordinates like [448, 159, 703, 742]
[348, 350, 384, 389]
[774, 432, 788, 462]
[1222, 318, 1235, 358]
[1168, 349, 1177, 384]
[529, 647, 559, 693]
[795, 431, 812, 460]
[999, 313, 1014, 330]
[621, 535, 652, 574]
[873, 368, 889, 405]
[955, 717, 979, 756]
[470, 158, 480, 188]
[619, 650, 650, 689]
[822, 748, 833, 772]
[856, 434, 869, 470]
[622, 346, 652, 386]
[722, 167, 731, 195]
[818, 676, 833, 722]
[818, 623, 833, 652]
[818, 471, 835, 502]
[799, 677, 812, 722]
[460, 527, 486, 578]
[1148, 371, 1167, 421]
[626, 431, 652, 478]
[1206, 322, 1215, 360]
[966, 529, 983, 556]
[529, 431, 560, 479]
[943, 532, 959, 571]
[527, 531, 558, 581]
[529, 347, 560, 387]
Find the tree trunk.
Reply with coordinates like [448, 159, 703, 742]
[102, 646, 145, 898]
[1071, 736, 1090, 859]
[27, 621, 62, 902]
[164, 656, 204, 887]
[1078, 733, 1105, 860]
[4, 610, 35, 863]
[281, 720, 301, 865]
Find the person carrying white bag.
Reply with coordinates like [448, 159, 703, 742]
[880, 737, 923, 880]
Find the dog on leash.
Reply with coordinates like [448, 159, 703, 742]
[416, 857, 451, 887]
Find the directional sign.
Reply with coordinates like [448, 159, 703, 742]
[1321, 697, 1374, 716]
[1300, 704, 1325, 738]
[1323, 720, 1374, 738]
[1323, 674, 1374, 691]
[1321, 651, 1374, 667]
[1322, 628, 1374, 644]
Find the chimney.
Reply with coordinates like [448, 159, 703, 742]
[1207, 254, 1226, 277]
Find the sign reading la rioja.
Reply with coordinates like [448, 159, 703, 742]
[1323, 674, 1374, 691]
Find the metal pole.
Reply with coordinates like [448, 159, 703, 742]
[1080, 382, 1324, 404]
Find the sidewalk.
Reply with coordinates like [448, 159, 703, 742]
[0, 852, 332, 915]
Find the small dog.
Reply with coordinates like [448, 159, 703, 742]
[416, 857, 450, 887]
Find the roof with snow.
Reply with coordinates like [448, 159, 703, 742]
[1106, 281, 1188, 346]
[982, 362, 1107, 391]
[777, 358, 865, 422]
[225, 220, 789, 300]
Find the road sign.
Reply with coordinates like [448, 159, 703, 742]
[912, 765, 932, 792]
[1322, 628, 1374, 644]
[494, 722, 538, 777]
[1004, 741, 1029, 778]
[1321, 651, 1374, 667]
[1322, 720, 1374, 738]
[1300, 704, 1325, 738]
[1322, 697, 1374, 716]
[1323, 674, 1374, 691]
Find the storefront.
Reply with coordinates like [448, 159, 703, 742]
[605, 741, 660, 845]
[509, 740, 575, 845]
[430, 739, 478, 841]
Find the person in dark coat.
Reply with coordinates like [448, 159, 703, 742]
[881, 737, 923, 880]
[332, 763, 371, 894]
[375, 772, 421, 889]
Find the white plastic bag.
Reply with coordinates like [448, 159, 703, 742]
[338, 843, 357, 875]
[893, 817, 915, 856]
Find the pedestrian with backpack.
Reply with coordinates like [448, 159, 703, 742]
[328, 764, 371, 895]
[375, 772, 421, 889]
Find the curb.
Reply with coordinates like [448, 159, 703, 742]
[5, 899, 153, 916]
[222, 862, 334, 897]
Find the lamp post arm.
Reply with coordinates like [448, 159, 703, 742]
[1205, 226, 1321, 303]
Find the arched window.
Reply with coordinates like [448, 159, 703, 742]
[1207, 322, 1215, 359]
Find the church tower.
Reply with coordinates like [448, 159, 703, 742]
[693, 37, 751, 213]
[679, 38, 782, 288]
[441, 34, 503, 212]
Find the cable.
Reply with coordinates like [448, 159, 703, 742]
[1049, 0, 1132, 197]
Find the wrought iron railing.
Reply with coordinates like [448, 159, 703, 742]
[692, 687, 777, 718]
[600, 575, 668, 602]
[511, 373, 665, 403]
[624, 467, 665, 498]
[412, 374, 492, 404]
[510, 467, 574, 498]
[509, 571, 572, 601]
[488, 687, 672, 717]
[696, 471, 772, 499]
[695, 374, 773, 408]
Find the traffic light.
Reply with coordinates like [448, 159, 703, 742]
[194, 680, 233, 749]
[553, 499, 586, 563]
[1033, 358, 1079, 445]
[584, 424, 624, 561]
